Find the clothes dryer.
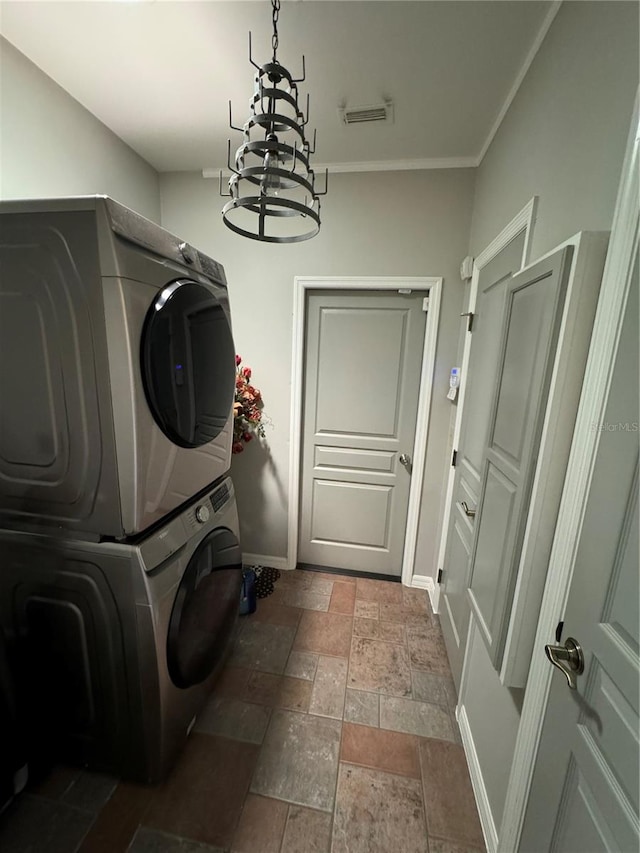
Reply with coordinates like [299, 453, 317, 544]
[0, 477, 242, 783]
[0, 196, 236, 538]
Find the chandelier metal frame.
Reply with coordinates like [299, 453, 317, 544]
[220, 0, 328, 243]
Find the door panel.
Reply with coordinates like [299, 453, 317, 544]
[461, 276, 515, 475]
[310, 480, 392, 548]
[440, 232, 526, 687]
[469, 250, 572, 667]
[442, 514, 473, 643]
[470, 462, 518, 635]
[314, 446, 395, 474]
[491, 280, 553, 464]
[520, 253, 639, 853]
[299, 290, 426, 575]
[440, 479, 475, 667]
[314, 307, 405, 437]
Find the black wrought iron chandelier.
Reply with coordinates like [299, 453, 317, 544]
[220, 0, 327, 243]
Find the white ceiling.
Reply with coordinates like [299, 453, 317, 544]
[0, 1, 555, 173]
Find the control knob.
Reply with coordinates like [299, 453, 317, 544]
[195, 504, 210, 524]
[178, 241, 195, 265]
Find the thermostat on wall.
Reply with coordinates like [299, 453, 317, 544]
[447, 367, 460, 401]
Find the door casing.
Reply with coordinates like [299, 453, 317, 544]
[432, 197, 537, 614]
[288, 276, 442, 586]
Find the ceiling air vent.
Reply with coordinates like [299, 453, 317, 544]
[339, 101, 394, 126]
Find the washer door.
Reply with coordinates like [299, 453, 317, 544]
[141, 279, 235, 448]
[167, 526, 242, 689]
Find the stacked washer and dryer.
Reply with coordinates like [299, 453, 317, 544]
[0, 196, 243, 784]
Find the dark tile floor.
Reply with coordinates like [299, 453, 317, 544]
[0, 570, 486, 853]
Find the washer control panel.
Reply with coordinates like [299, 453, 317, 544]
[210, 482, 230, 514]
[195, 504, 210, 524]
[139, 477, 234, 572]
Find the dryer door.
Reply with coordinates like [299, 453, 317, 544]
[167, 526, 242, 688]
[141, 279, 235, 448]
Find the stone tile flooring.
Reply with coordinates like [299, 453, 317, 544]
[0, 570, 485, 853]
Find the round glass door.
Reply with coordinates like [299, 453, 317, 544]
[167, 526, 242, 689]
[141, 280, 236, 448]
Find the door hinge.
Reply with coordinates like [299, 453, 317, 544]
[437, 568, 443, 584]
[422, 296, 429, 312]
[461, 311, 474, 333]
[451, 449, 458, 467]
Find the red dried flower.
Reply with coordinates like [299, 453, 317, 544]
[232, 355, 267, 453]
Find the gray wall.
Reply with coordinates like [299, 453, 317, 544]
[460, 0, 639, 836]
[470, 1, 639, 260]
[0, 38, 160, 222]
[160, 168, 476, 574]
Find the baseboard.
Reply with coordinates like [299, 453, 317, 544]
[242, 553, 290, 572]
[411, 574, 439, 612]
[457, 704, 499, 853]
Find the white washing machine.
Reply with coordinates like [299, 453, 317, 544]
[0, 477, 242, 783]
[0, 196, 236, 538]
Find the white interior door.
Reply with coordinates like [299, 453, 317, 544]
[519, 257, 639, 853]
[298, 290, 427, 576]
[468, 246, 572, 669]
[440, 232, 525, 687]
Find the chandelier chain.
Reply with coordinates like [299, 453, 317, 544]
[271, 0, 281, 60]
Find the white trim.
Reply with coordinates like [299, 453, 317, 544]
[402, 278, 442, 586]
[288, 274, 307, 571]
[432, 197, 537, 613]
[458, 704, 499, 853]
[203, 157, 476, 180]
[315, 158, 476, 174]
[498, 95, 640, 853]
[288, 276, 442, 585]
[410, 573, 434, 593]
[477, 2, 561, 164]
[411, 574, 438, 612]
[474, 197, 538, 271]
[242, 553, 290, 572]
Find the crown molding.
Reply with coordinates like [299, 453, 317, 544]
[203, 156, 477, 179]
[203, 1, 561, 180]
[313, 157, 478, 173]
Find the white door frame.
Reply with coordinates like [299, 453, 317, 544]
[498, 97, 639, 852]
[288, 276, 442, 585]
[432, 197, 537, 613]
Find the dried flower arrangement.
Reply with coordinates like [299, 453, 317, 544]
[232, 355, 266, 454]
